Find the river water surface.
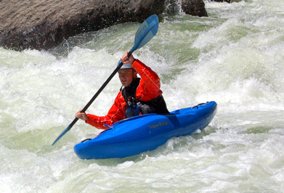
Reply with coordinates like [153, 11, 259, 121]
[0, 0, 284, 192]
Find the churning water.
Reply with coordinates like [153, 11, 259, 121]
[0, 0, 283, 192]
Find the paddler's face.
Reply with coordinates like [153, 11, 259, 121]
[118, 69, 136, 87]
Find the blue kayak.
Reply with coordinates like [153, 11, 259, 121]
[74, 101, 217, 159]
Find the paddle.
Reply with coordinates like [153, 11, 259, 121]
[52, 14, 159, 145]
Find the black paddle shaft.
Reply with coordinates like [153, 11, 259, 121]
[81, 51, 132, 112]
[62, 62, 122, 135]
[69, 53, 132, 128]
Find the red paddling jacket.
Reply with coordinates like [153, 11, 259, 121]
[85, 59, 168, 129]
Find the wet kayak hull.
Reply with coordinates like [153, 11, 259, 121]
[74, 101, 217, 159]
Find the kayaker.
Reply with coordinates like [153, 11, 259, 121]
[76, 52, 169, 129]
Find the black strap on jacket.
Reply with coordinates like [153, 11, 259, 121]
[121, 78, 169, 115]
[121, 78, 140, 102]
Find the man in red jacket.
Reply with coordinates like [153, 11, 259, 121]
[76, 52, 169, 129]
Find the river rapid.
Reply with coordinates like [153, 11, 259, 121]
[0, 0, 284, 192]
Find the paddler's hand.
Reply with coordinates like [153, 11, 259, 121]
[121, 52, 135, 65]
[76, 111, 88, 121]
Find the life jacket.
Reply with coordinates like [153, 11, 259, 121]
[121, 78, 169, 118]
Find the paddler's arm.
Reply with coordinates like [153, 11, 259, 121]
[131, 58, 162, 100]
[121, 52, 160, 85]
[76, 92, 126, 129]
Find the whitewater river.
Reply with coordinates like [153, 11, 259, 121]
[1, 0, 283, 192]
